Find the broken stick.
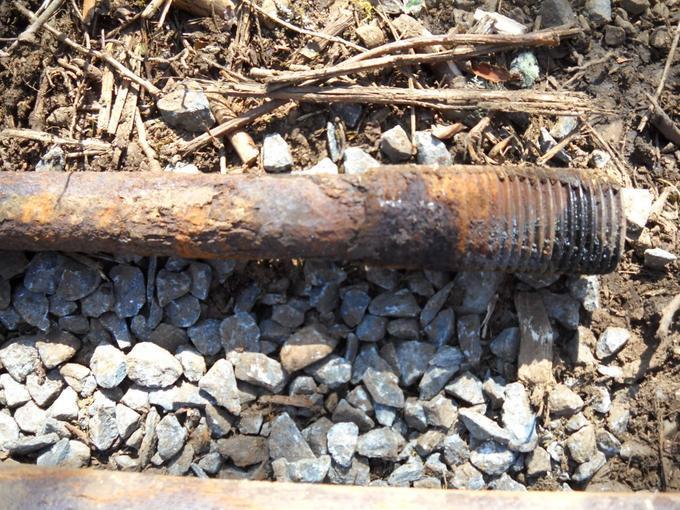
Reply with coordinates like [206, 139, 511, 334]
[637, 20, 680, 132]
[647, 94, 680, 146]
[208, 95, 259, 166]
[0, 128, 111, 153]
[208, 82, 603, 116]
[264, 27, 581, 86]
[172, 99, 287, 155]
[167, 0, 236, 19]
[3, 0, 65, 55]
[14, 2, 161, 96]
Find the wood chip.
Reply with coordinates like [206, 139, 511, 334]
[515, 292, 554, 385]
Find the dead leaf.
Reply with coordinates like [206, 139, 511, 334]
[470, 62, 513, 83]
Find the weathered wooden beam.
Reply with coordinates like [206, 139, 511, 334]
[0, 165, 625, 274]
[0, 465, 678, 510]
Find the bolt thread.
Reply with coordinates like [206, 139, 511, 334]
[463, 169, 625, 274]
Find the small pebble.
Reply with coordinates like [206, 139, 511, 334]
[110, 265, 146, 319]
[263, 133, 294, 173]
[332, 104, 363, 130]
[596, 327, 631, 359]
[548, 384, 584, 417]
[380, 125, 412, 162]
[510, 52, 540, 88]
[13, 285, 49, 331]
[414, 131, 452, 166]
[343, 147, 380, 175]
[293, 158, 338, 175]
[356, 22, 386, 48]
[327, 422, 359, 467]
[156, 414, 187, 460]
[585, 0, 612, 26]
[620, 188, 653, 238]
[644, 248, 676, 270]
[157, 84, 215, 132]
[126, 342, 183, 389]
[220, 312, 261, 354]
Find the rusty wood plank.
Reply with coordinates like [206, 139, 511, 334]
[0, 465, 678, 510]
[0, 166, 625, 274]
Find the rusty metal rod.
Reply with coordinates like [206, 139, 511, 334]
[0, 165, 625, 274]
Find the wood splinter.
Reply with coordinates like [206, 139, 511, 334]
[207, 95, 259, 166]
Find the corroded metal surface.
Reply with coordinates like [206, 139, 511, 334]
[0, 165, 625, 274]
[0, 465, 679, 510]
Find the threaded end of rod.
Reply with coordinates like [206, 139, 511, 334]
[473, 170, 625, 274]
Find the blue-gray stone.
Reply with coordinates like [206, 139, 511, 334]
[220, 312, 260, 353]
[369, 290, 420, 318]
[23, 253, 65, 295]
[0, 251, 28, 280]
[341, 289, 370, 327]
[156, 269, 192, 307]
[164, 295, 201, 328]
[81, 283, 114, 318]
[110, 265, 146, 319]
[356, 314, 387, 342]
[14, 284, 49, 331]
[188, 319, 222, 356]
[424, 308, 455, 347]
[54, 261, 100, 301]
[48, 295, 78, 317]
[188, 262, 212, 300]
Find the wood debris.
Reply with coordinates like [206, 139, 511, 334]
[515, 292, 554, 386]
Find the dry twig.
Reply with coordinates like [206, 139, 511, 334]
[208, 82, 603, 116]
[14, 2, 161, 96]
[0, 128, 111, 152]
[2, 0, 65, 55]
[646, 94, 680, 146]
[297, 7, 353, 62]
[582, 120, 632, 186]
[240, 0, 366, 53]
[173, 100, 287, 155]
[345, 26, 580, 65]
[135, 108, 162, 172]
[258, 394, 319, 409]
[207, 94, 259, 165]
[537, 123, 584, 165]
[265, 27, 580, 86]
[638, 20, 680, 132]
[654, 395, 670, 490]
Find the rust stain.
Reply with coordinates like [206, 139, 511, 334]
[96, 206, 119, 231]
[0, 168, 625, 274]
[421, 170, 471, 261]
[174, 233, 215, 259]
[18, 193, 57, 225]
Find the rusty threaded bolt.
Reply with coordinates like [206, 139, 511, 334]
[0, 165, 624, 274]
[438, 167, 626, 274]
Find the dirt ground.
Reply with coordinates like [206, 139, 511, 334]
[0, 0, 678, 493]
